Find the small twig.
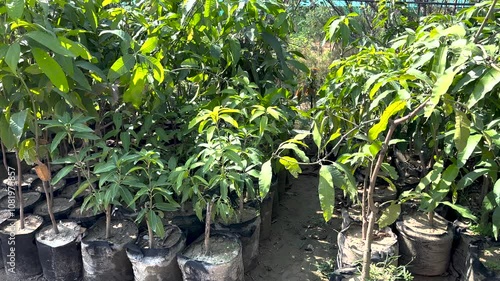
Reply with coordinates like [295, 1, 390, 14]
[473, 0, 498, 43]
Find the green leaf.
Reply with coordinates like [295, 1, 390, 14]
[493, 207, 500, 240]
[457, 168, 489, 190]
[380, 163, 399, 180]
[437, 164, 459, 191]
[457, 134, 482, 168]
[100, 30, 132, 45]
[139, 37, 158, 54]
[108, 54, 135, 81]
[121, 187, 135, 210]
[26, 31, 75, 57]
[425, 69, 456, 118]
[262, 32, 284, 61]
[279, 156, 302, 178]
[454, 110, 470, 151]
[50, 131, 67, 153]
[281, 143, 309, 162]
[416, 160, 444, 192]
[441, 201, 477, 222]
[467, 68, 500, 108]
[219, 114, 238, 128]
[58, 37, 92, 60]
[259, 160, 272, 198]
[312, 121, 321, 150]
[6, 0, 24, 20]
[51, 165, 73, 185]
[259, 115, 268, 137]
[369, 100, 406, 140]
[123, 64, 147, 108]
[494, 179, 500, 206]
[143, 55, 164, 83]
[0, 116, 16, 150]
[19, 138, 36, 165]
[318, 165, 335, 222]
[9, 110, 27, 143]
[5, 42, 20, 74]
[71, 182, 90, 200]
[32, 48, 69, 93]
[378, 203, 401, 228]
[94, 162, 116, 174]
[155, 202, 179, 212]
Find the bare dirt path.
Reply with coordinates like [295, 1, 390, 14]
[247, 172, 341, 281]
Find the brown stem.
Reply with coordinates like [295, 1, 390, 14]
[42, 180, 59, 234]
[473, 0, 498, 43]
[239, 190, 245, 222]
[15, 150, 25, 229]
[146, 216, 154, 249]
[361, 170, 369, 240]
[1, 143, 8, 173]
[428, 211, 435, 228]
[361, 99, 430, 280]
[204, 200, 214, 255]
[105, 205, 112, 239]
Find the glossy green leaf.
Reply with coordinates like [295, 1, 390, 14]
[369, 100, 406, 140]
[143, 55, 164, 83]
[259, 160, 272, 198]
[454, 110, 470, 151]
[18, 138, 36, 165]
[493, 207, 500, 240]
[312, 121, 321, 150]
[467, 68, 500, 108]
[51, 165, 73, 185]
[50, 131, 67, 153]
[123, 64, 147, 108]
[5, 42, 20, 74]
[281, 143, 309, 162]
[9, 110, 27, 143]
[378, 203, 400, 228]
[26, 31, 75, 57]
[139, 37, 158, 54]
[425, 69, 456, 118]
[32, 48, 69, 93]
[441, 201, 477, 222]
[0, 116, 16, 150]
[457, 134, 482, 168]
[318, 165, 335, 222]
[279, 156, 301, 178]
[108, 54, 135, 81]
[6, 0, 24, 19]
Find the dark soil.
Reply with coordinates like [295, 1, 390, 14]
[83, 218, 137, 245]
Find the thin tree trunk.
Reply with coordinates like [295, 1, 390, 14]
[42, 180, 59, 234]
[361, 171, 369, 240]
[361, 100, 430, 280]
[16, 150, 25, 229]
[146, 217, 154, 249]
[1, 143, 8, 173]
[204, 200, 214, 255]
[105, 205, 112, 239]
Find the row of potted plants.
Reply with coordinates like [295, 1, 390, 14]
[0, 0, 304, 280]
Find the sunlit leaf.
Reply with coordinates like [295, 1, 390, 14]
[318, 165, 335, 221]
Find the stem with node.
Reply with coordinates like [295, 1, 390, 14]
[360, 99, 429, 280]
[15, 150, 25, 229]
[204, 198, 215, 255]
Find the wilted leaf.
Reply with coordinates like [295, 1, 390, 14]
[34, 162, 51, 181]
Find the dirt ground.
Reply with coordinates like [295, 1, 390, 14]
[247, 172, 341, 281]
